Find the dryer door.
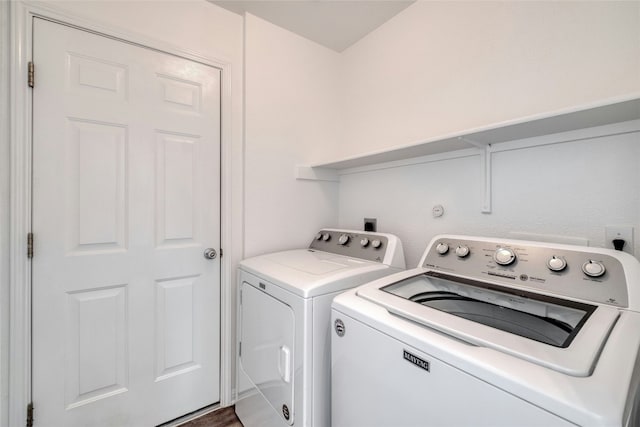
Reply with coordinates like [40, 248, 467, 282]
[240, 281, 295, 425]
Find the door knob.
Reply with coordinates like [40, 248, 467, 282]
[203, 248, 217, 260]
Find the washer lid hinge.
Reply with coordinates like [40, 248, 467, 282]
[28, 62, 34, 88]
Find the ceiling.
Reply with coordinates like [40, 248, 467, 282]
[210, 0, 415, 52]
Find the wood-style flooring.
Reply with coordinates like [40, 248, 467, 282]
[179, 406, 243, 427]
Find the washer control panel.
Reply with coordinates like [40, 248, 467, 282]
[309, 230, 388, 263]
[422, 236, 629, 307]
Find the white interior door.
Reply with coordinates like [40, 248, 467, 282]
[31, 18, 221, 426]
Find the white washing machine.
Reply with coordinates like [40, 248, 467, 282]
[332, 235, 640, 426]
[235, 229, 405, 427]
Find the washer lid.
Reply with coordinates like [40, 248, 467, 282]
[357, 270, 619, 376]
[267, 250, 363, 275]
[240, 249, 398, 298]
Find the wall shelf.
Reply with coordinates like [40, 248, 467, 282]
[296, 95, 640, 213]
[304, 95, 640, 171]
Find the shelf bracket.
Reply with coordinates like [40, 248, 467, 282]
[458, 136, 489, 149]
[295, 165, 339, 182]
[458, 137, 492, 213]
[480, 145, 492, 214]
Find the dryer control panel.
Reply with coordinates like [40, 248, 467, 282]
[422, 236, 629, 308]
[309, 229, 389, 263]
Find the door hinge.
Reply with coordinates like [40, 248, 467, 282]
[220, 248, 223, 258]
[239, 342, 242, 357]
[28, 62, 34, 88]
[26, 402, 34, 427]
[27, 233, 34, 259]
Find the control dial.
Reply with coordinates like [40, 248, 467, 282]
[321, 233, 330, 242]
[494, 247, 516, 266]
[371, 239, 382, 249]
[455, 245, 470, 258]
[315, 233, 322, 240]
[338, 234, 350, 245]
[436, 242, 449, 255]
[582, 260, 606, 278]
[360, 238, 370, 247]
[547, 256, 567, 272]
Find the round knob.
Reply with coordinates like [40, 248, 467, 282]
[436, 242, 449, 255]
[582, 260, 606, 278]
[455, 245, 470, 258]
[315, 233, 322, 240]
[321, 233, 330, 241]
[494, 247, 516, 265]
[203, 248, 217, 260]
[338, 234, 350, 245]
[360, 238, 370, 247]
[547, 256, 567, 272]
[371, 239, 382, 249]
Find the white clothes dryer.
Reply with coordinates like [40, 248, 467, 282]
[332, 235, 640, 426]
[235, 229, 405, 427]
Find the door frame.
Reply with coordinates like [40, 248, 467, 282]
[8, 2, 238, 426]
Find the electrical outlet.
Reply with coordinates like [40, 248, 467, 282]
[364, 218, 377, 232]
[605, 226, 634, 255]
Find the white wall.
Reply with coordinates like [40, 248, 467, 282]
[339, 123, 640, 267]
[243, 13, 341, 258]
[335, 1, 640, 161]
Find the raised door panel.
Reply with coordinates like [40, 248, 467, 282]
[67, 53, 129, 101]
[155, 276, 201, 381]
[65, 286, 128, 408]
[155, 132, 201, 247]
[66, 118, 128, 254]
[157, 74, 202, 113]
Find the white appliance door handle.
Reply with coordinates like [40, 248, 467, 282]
[278, 345, 291, 383]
